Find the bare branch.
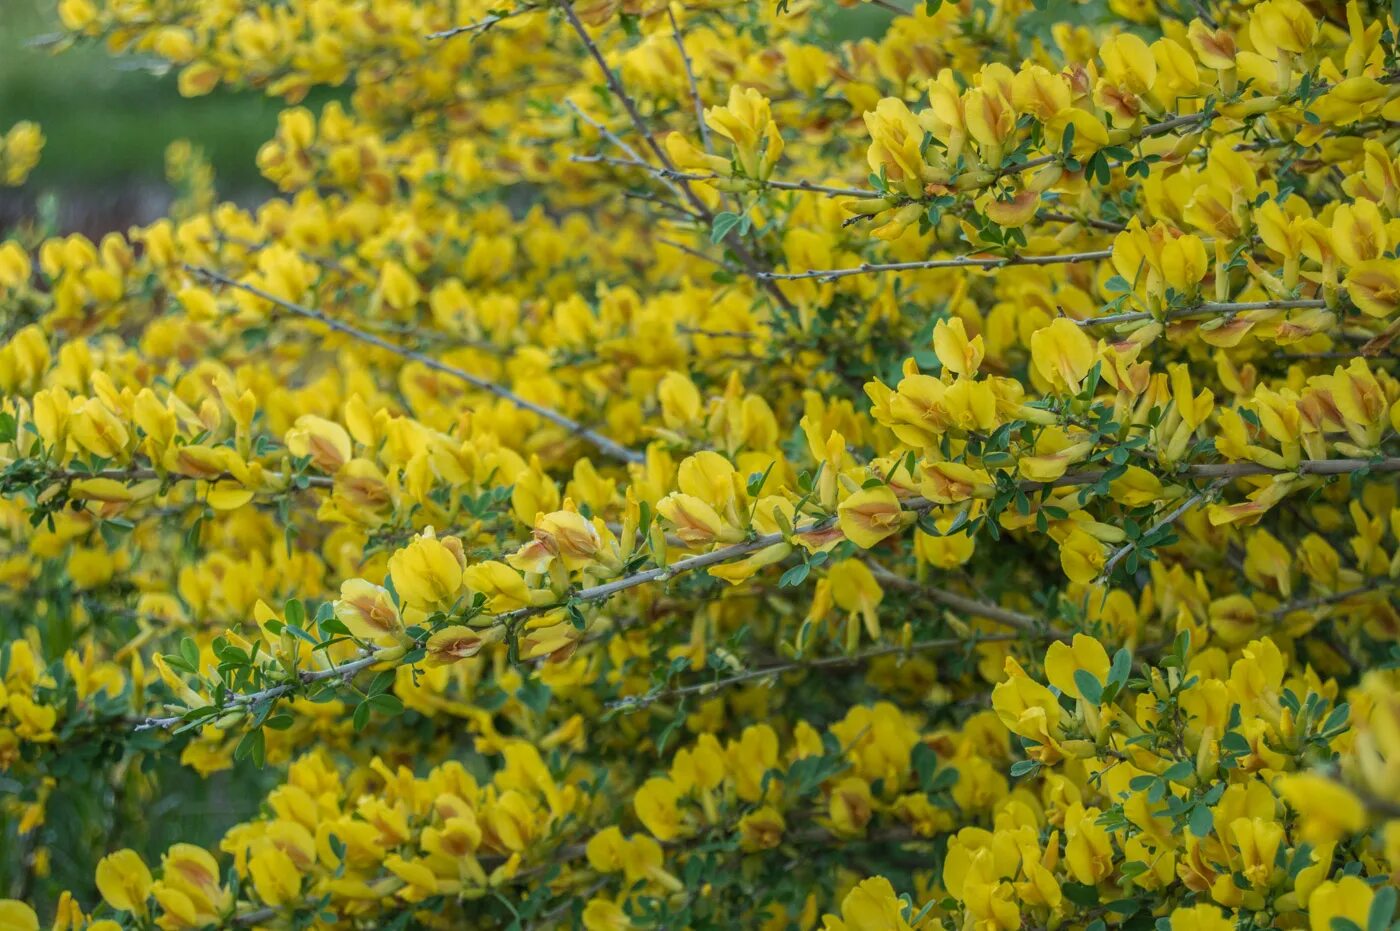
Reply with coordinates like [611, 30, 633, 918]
[187, 265, 646, 464]
[1096, 479, 1228, 583]
[1079, 298, 1328, 328]
[667, 8, 711, 153]
[427, 6, 542, 40]
[611, 632, 1028, 711]
[135, 456, 1400, 731]
[757, 249, 1114, 281]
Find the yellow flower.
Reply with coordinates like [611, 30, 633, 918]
[510, 510, 604, 573]
[284, 415, 352, 473]
[379, 260, 421, 310]
[57, 0, 99, 30]
[1043, 634, 1111, 700]
[248, 846, 301, 907]
[1100, 33, 1156, 94]
[1030, 318, 1097, 395]
[1064, 805, 1114, 884]
[1274, 773, 1367, 844]
[151, 843, 228, 928]
[826, 776, 874, 837]
[1059, 528, 1106, 583]
[1170, 903, 1234, 931]
[819, 876, 914, 931]
[95, 849, 153, 914]
[991, 658, 1065, 764]
[829, 560, 884, 640]
[583, 899, 633, 931]
[658, 372, 703, 429]
[838, 485, 906, 549]
[727, 724, 779, 802]
[0, 242, 30, 290]
[863, 98, 929, 197]
[919, 461, 993, 504]
[387, 533, 464, 611]
[425, 625, 505, 666]
[633, 777, 685, 841]
[334, 578, 403, 644]
[0, 901, 38, 931]
[1332, 199, 1387, 268]
[1228, 817, 1282, 890]
[1308, 876, 1372, 931]
[8, 695, 56, 742]
[1249, 0, 1317, 59]
[705, 86, 783, 180]
[70, 398, 129, 460]
[657, 493, 736, 547]
[1344, 259, 1400, 317]
[738, 807, 786, 852]
[462, 561, 542, 613]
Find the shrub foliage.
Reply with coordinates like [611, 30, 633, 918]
[2, 0, 1400, 928]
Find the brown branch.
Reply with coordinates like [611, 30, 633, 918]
[136, 457, 1400, 731]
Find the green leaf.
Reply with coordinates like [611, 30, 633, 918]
[352, 700, 371, 733]
[778, 562, 809, 588]
[516, 678, 552, 715]
[1009, 759, 1039, 777]
[1073, 669, 1103, 705]
[1108, 647, 1131, 691]
[912, 742, 939, 791]
[368, 694, 403, 717]
[234, 728, 265, 768]
[1368, 886, 1396, 931]
[179, 636, 200, 672]
[1321, 701, 1350, 736]
[1188, 804, 1214, 838]
[711, 211, 743, 244]
[365, 670, 395, 697]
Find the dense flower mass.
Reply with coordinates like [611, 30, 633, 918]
[1, 0, 1400, 927]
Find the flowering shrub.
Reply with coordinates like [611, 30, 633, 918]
[2, 0, 1400, 927]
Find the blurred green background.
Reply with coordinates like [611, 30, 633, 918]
[0, 0, 282, 235]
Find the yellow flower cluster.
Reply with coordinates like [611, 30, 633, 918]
[0, 122, 44, 187]
[1, 0, 1400, 927]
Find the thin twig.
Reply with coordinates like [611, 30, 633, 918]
[48, 465, 334, 490]
[570, 153, 880, 198]
[757, 249, 1114, 281]
[657, 238, 740, 272]
[1080, 298, 1328, 328]
[426, 6, 541, 39]
[137, 650, 383, 731]
[566, 102, 690, 204]
[1096, 479, 1227, 583]
[1268, 580, 1397, 619]
[1037, 210, 1128, 234]
[864, 561, 1056, 637]
[667, 8, 711, 153]
[135, 457, 1400, 731]
[187, 266, 644, 465]
[611, 633, 1027, 710]
[558, 1, 797, 312]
